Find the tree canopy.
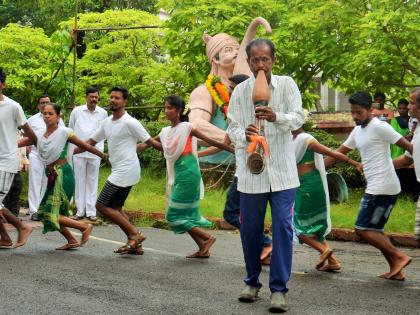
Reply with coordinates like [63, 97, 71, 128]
[0, 0, 159, 35]
[0, 24, 52, 112]
[159, 0, 420, 107]
[0, 0, 418, 114]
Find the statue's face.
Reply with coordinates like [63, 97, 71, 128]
[215, 44, 239, 70]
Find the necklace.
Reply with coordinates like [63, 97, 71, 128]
[44, 126, 58, 138]
[205, 74, 230, 119]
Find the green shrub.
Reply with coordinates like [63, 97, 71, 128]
[305, 123, 365, 188]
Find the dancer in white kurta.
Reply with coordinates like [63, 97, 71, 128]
[27, 95, 64, 221]
[0, 66, 37, 248]
[69, 87, 107, 221]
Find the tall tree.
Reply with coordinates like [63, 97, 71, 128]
[60, 9, 189, 120]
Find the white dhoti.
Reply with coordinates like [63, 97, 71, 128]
[73, 156, 100, 217]
[28, 152, 47, 215]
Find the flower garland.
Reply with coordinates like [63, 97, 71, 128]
[205, 74, 230, 119]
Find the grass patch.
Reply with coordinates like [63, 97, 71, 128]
[95, 166, 417, 234]
[330, 189, 416, 234]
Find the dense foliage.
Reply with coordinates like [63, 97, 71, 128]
[138, 120, 167, 172]
[0, 24, 52, 112]
[0, 0, 159, 35]
[159, 0, 419, 108]
[305, 122, 364, 187]
[1, 0, 418, 113]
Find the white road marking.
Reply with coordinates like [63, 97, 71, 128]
[73, 232, 420, 290]
[73, 233, 186, 257]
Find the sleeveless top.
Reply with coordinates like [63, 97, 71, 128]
[182, 136, 192, 155]
[297, 149, 315, 165]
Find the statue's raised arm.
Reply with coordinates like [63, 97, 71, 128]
[188, 17, 272, 160]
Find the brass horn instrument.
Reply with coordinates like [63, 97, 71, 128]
[247, 70, 270, 174]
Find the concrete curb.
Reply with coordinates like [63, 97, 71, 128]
[327, 228, 419, 248]
[8, 210, 416, 248]
[123, 211, 419, 249]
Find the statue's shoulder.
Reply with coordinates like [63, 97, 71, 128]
[190, 84, 210, 97]
[189, 84, 213, 108]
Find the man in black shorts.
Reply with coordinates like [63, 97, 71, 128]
[79, 86, 161, 254]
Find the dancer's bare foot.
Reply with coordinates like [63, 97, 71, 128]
[14, 225, 33, 248]
[391, 271, 406, 281]
[260, 243, 272, 260]
[261, 254, 271, 265]
[201, 236, 216, 255]
[377, 272, 389, 279]
[56, 242, 80, 250]
[80, 224, 93, 246]
[0, 238, 13, 247]
[378, 271, 406, 281]
[387, 254, 412, 279]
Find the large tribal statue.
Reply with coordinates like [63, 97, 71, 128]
[188, 17, 272, 164]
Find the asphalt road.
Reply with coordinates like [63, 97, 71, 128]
[1, 225, 420, 315]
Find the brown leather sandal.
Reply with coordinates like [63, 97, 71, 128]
[114, 233, 147, 255]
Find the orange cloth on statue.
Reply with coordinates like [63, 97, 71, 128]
[182, 136, 193, 156]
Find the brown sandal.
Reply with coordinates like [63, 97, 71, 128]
[114, 233, 147, 255]
[80, 224, 93, 246]
[0, 240, 13, 248]
[318, 262, 341, 272]
[186, 251, 210, 259]
[315, 248, 333, 270]
[56, 243, 80, 250]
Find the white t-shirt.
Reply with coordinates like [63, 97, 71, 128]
[27, 112, 65, 155]
[0, 96, 27, 173]
[68, 105, 108, 159]
[343, 117, 402, 195]
[405, 128, 420, 182]
[92, 113, 151, 187]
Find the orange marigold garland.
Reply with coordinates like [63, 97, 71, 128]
[205, 74, 230, 118]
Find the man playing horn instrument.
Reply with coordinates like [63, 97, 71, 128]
[227, 38, 304, 313]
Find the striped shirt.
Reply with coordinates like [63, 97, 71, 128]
[227, 74, 304, 194]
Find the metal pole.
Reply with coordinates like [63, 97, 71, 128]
[76, 25, 163, 32]
[71, 0, 79, 107]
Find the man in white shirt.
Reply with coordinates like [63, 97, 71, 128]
[27, 94, 64, 221]
[227, 39, 304, 312]
[0, 66, 37, 248]
[79, 86, 161, 255]
[69, 87, 108, 221]
[326, 91, 412, 281]
[394, 87, 420, 243]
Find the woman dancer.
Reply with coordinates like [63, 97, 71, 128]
[292, 126, 361, 271]
[19, 103, 105, 250]
[143, 95, 233, 258]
